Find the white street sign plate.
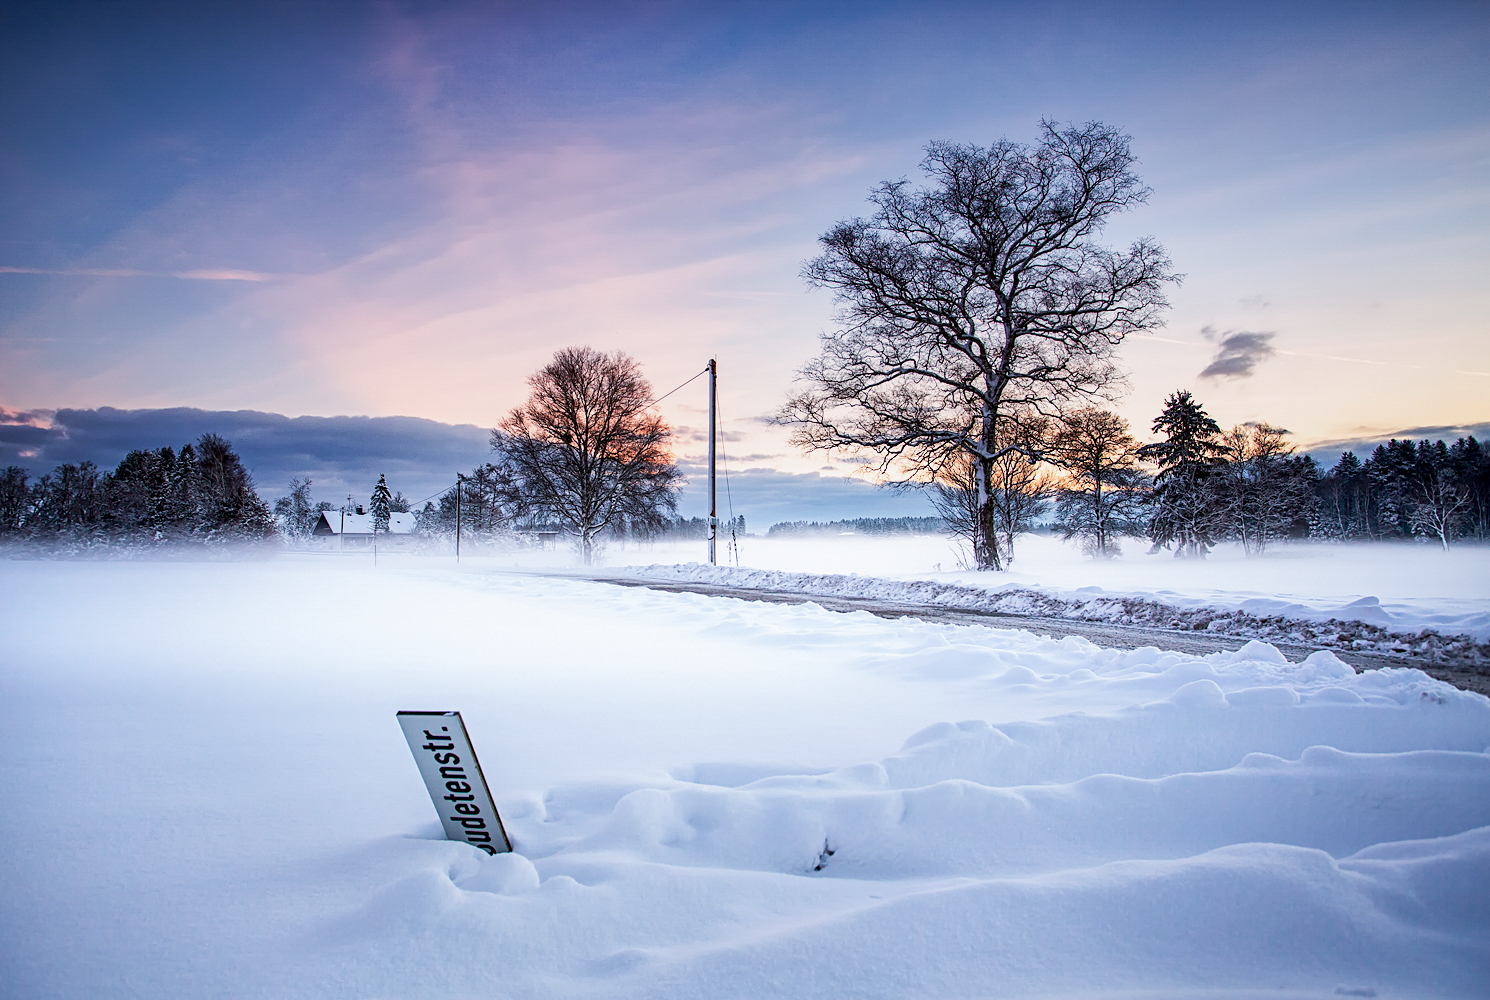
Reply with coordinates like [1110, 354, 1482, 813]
[397, 710, 512, 854]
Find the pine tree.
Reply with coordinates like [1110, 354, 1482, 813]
[1365, 441, 1418, 539]
[1318, 451, 1368, 539]
[1136, 391, 1227, 558]
[1449, 436, 1489, 539]
[370, 474, 392, 534]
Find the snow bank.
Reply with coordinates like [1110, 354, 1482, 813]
[596, 533, 1490, 642]
[623, 562, 1490, 664]
[2, 558, 1488, 998]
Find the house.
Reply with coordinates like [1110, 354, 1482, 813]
[312, 508, 417, 549]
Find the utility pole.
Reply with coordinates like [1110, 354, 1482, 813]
[708, 358, 717, 566]
[342, 494, 351, 554]
[455, 474, 462, 564]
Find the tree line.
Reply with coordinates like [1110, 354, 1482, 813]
[2, 346, 686, 561]
[0, 434, 276, 552]
[768, 517, 947, 537]
[945, 389, 1489, 565]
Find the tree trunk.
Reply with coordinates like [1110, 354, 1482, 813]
[1093, 478, 1107, 557]
[974, 454, 1003, 571]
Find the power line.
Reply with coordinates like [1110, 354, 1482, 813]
[410, 479, 460, 509]
[646, 365, 710, 409]
[716, 394, 740, 567]
[389, 365, 710, 533]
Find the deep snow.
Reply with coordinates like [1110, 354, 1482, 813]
[2, 554, 1488, 998]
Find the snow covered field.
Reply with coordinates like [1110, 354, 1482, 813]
[3, 554, 1489, 998]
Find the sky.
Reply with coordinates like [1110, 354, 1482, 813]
[2, 0, 1487, 522]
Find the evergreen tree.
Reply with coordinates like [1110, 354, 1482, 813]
[1448, 436, 1489, 539]
[1317, 451, 1369, 539]
[144, 446, 178, 537]
[103, 447, 174, 541]
[2, 433, 274, 551]
[1364, 440, 1419, 539]
[370, 475, 393, 533]
[1136, 391, 1227, 557]
[389, 491, 412, 513]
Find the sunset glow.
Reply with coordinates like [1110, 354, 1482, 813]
[3, 1, 1487, 511]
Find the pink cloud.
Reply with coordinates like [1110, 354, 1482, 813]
[0, 266, 276, 281]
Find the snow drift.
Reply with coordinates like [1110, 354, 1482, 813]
[2, 557, 1487, 999]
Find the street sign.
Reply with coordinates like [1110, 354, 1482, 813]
[397, 710, 512, 854]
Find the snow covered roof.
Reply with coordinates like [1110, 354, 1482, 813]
[313, 511, 416, 535]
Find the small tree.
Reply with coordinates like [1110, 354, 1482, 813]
[369, 474, 393, 534]
[1409, 477, 1468, 550]
[1048, 408, 1148, 558]
[780, 121, 1178, 570]
[929, 441, 1051, 567]
[274, 477, 319, 539]
[493, 347, 681, 564]
[1408, 444, 1470, 550]
[1212, 424, 1317, 555]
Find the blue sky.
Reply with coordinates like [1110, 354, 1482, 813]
[2, 1, 1487, 521]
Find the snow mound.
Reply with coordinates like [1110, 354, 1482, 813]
[387, 671, 1490, 997]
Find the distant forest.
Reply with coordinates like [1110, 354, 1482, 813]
[767, 517, 948, 537]
[0, 434, 275, 553]
[4, 429, 1488, 557]
[1312, 438, 1489, 542]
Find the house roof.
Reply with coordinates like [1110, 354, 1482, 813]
[313, 511, 416, 535]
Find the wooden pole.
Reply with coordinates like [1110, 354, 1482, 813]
[455, 474, 462, 564]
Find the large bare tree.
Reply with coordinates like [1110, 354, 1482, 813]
[493, 347, 680, 564]
[781, 120, 1177, 569]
